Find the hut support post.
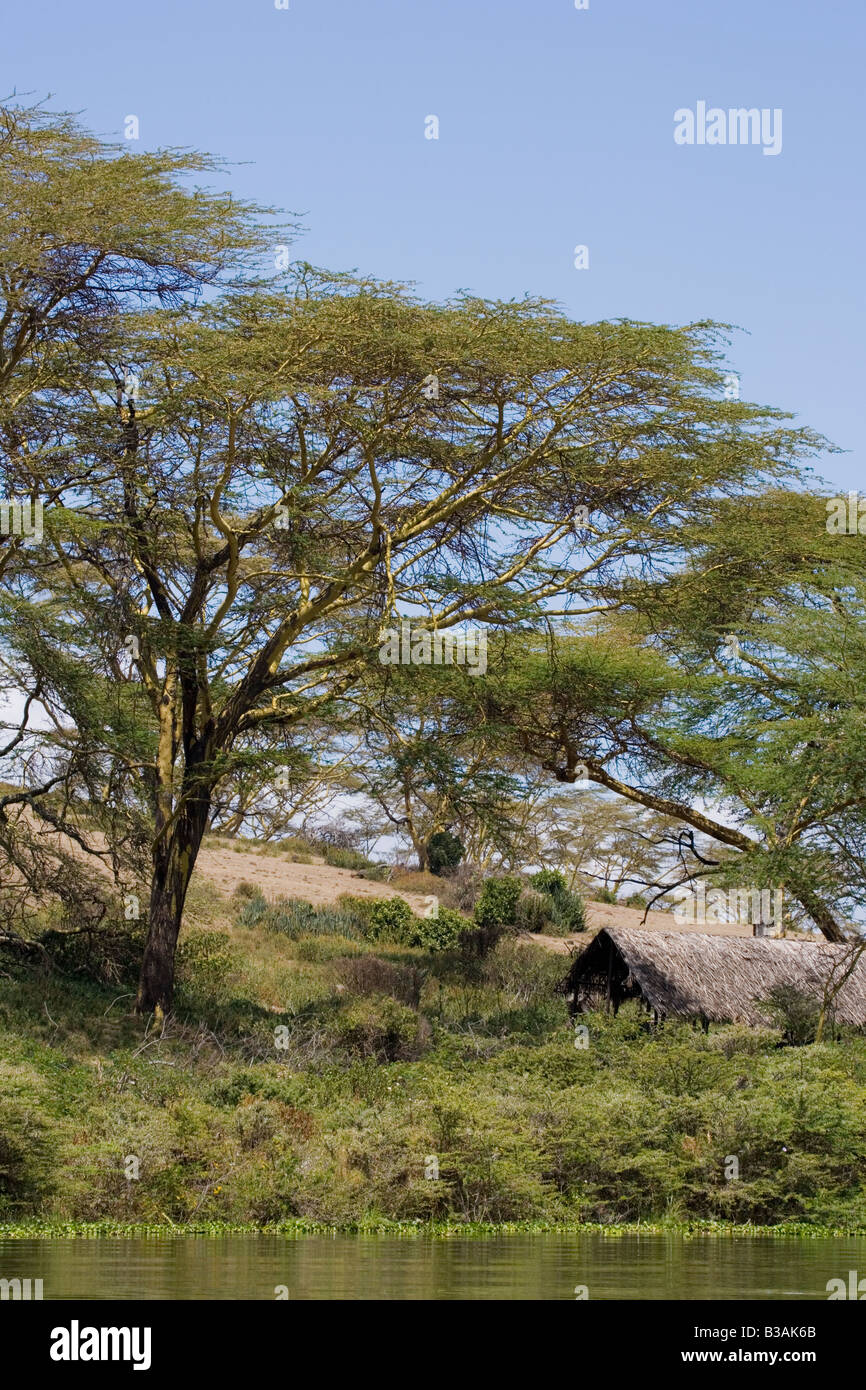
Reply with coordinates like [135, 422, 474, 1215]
[605, 941, 614, 1014]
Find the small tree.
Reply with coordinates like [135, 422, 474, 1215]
[427, 830, 464, 877]
[815, 939, 866, 1043]
[763, 985, 821, 1046]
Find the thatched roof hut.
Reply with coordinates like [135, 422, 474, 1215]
[565, 927, 866, 1028]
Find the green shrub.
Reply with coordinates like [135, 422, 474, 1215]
[176, 929, 238, 1005]
[0, 1067, 56, 1214]
[427, 830, 464, 876]
[763, 985, 822, 1045]
[708, 1024, 782, 1057]
[358, 897, 468, 952]
[474, 876, 522, 931]
[466, 876, 521, 957]
[530, 870, 586, 934]
[266, 898, 320, 936]
[240, 895, 362, 940]
[238, 891, 268, 927]
[404, 906, 471, 952]
[275, 833, 318, 855]
[359, 863, 392, 882]
[531, 869, 567, 897]
[336, 894, 377, 928]
[292, 936, 363, 962]
[482, 937, 566, 1004]
[366, 896, 416, 944]
[514, 887, 552, 933]
[549, 896, 585, 935]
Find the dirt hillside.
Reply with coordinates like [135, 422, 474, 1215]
[192, 842, 437, 915]
[190, 842, 752, 951]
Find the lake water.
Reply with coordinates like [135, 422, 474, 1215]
[1, 1234, 863, 1300]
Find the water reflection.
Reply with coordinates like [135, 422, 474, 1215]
[0, 1234, 861, 1300]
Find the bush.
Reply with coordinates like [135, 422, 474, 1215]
[336, 894, 376, 928]
[238, 891, 268, 927]
[594, 887, 618, 904]
[474, 876, 522, 931]
[239, 894, 362, 939]
[389, 867, 461, 905]
[359, 863, 392, 882]
[470, 875, 523, 956]
[176, 929, 238, 1006]
[333, 996, 426, 1061]
[324, 846, 371, 871]
[332, 955, 423, 1007]
[265, 898, 320, 936]
[275, 833, 318, 857]
[292, 936, 362, 963]
[39, 922, 146, 985]
[427, 831, 464, 876]
[708, 1024, 782, 1058]
[366, 896, 416, 944]
[0, 1067, 55, 1214]
[482, 937, 566, 1004]
[763, 985, 822, 1045]
[514, 887, 552, 934]
[531, 869, 565, 897]
[358, 896, 469, 952]
[404, 906, 471, 952]
[530, 870, 586, 934]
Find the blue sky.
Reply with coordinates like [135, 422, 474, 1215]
[5, 0, 864, 487]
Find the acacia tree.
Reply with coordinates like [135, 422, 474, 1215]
[478, 491, 866, 940]
[0, 112, 821, 1013]
[0, 102, 268, 501]
[514, 784, 682, 896]
[344, 663, 521, 870]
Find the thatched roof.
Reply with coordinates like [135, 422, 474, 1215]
[566, 927, 866, 1027]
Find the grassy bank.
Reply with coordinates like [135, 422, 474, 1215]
[3, 883, 866, 1229]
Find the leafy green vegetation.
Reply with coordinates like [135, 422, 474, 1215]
[528, 870, 587, 934]
[2, 911, 866, 1230]
[323, 847, 373, 872]
[472, 876, 523, 952]
[3, 1219, 864, 1239]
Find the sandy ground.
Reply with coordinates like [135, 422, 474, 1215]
[524, 899, 752, 955]
[192, 843, 438, 915]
